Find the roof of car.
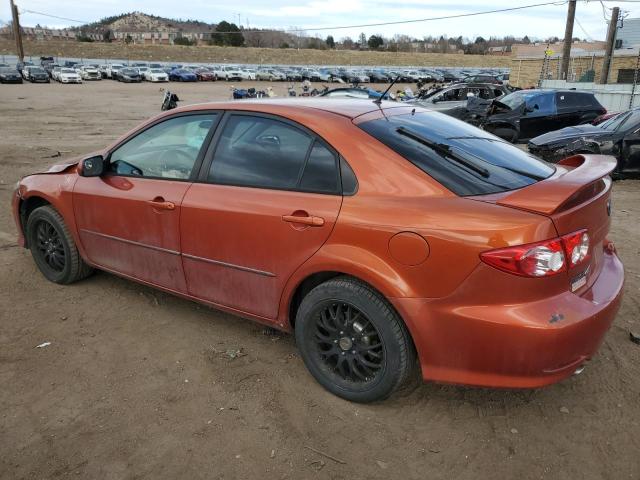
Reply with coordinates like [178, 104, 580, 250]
[184, 98, 411, 119]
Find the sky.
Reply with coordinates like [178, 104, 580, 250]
[2, 1, 640, 42]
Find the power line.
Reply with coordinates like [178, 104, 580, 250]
[19, 9, 89, 24]
[575, 16, 594, 40]
[17, 0, 640, 36]
[18, 1, 570, 33]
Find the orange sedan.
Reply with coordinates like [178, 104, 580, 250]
[11, 99, 624, 402]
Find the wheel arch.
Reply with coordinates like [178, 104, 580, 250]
[279, 246, 415, 331]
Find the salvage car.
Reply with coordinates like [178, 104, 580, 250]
[56, 68, 82, 84]
[25, 66, 50, 83]
[79, 66, 102, 81]
[528, 107, 640, 175]
[195, 68, 216, 81]
[116, 68, 142, 83]
[0, 66, 23, 84]
[144, 68, 169, 82]
[410, 83, 510, 112]
[483, 90, 606, 142]
[12, 99, 623, 403]
[169, 69, 197, 82]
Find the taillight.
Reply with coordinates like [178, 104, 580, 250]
[480, 230, 589, 277]
[480, 238, 566, 277]
[561, 229, 590, 267]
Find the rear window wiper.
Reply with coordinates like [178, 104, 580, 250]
[396, 127, 490, 178]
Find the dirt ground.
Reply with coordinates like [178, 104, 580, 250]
[0, 80, 639, 480]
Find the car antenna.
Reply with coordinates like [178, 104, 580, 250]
[374, 75, 401, 105]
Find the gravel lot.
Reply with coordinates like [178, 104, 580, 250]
[0, 81, 639, 480]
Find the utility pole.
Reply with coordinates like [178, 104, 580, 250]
[10, 0, 24, 62]
[560, 0, 576, 81]
[600, 6, 620, 84]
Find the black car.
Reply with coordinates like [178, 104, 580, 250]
[482, 90, 606, 143]
[26, 67, 50, 83]
[528, 107, 640, 176]
[116, 68, 142, 83]
[0, 67, 23, 84]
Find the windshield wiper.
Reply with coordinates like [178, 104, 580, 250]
[396, 127, 490, 178]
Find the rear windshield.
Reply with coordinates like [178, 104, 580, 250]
[358, 111, 554, 196]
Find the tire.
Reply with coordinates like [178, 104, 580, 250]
[295, 276, 416, 403]
[26, 205, 93, 285]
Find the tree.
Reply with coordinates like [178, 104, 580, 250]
[209, 21, 244, 47]
[325, 35, 335, 49]
[174, 36, 195, 46]
[125, 34, 133, 45]
[102, 29, 113, 43]
[341, 36, 355, 50]
[522, 35, 531, 44]
[367, 35, 384, 50]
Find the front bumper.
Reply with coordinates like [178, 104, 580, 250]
[392, 249, 624, 388]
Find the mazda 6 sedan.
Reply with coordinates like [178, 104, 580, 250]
[12, 99, 624, 402]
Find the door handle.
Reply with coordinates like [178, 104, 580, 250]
[282, 214, 325, 227]
[147, 198, 175, 210]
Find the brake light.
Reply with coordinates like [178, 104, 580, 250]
[562, 229, 590, 267]
[480, 229, 590, 277]
[480, 238, 566, 277]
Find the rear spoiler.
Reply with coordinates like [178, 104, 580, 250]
[496, 154, 616, 215]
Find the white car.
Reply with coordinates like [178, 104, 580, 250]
[57, 68, 82, 84]
[106, 64, 124, 79]
[144, 68, 169, 82]
[240, 69, 257, 80]
[79, 66, 101, 80]
[211, 65, 244, 81]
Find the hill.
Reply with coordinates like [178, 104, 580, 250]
[0, 39, 512, 68]
[74, 11, 214, 34]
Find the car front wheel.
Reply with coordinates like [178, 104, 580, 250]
[26, 205, 93, 284]
[295, 277, 416, 403]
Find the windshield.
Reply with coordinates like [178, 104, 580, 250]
[61, 69, 75, 73]
[358, 111, 555, 196]
[150, 69, 164, 73]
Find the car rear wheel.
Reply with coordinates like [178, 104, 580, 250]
[26, 206, 93, 284]
[295, 277, 416, 403]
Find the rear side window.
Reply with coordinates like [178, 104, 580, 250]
[357, 111, 554, 196]
[299, 141, 340, 193]
[209, 115, 341, 194]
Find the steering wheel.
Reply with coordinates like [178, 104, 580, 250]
[157, 149, 194, 177]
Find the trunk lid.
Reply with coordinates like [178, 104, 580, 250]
[475, 154, 616, 293]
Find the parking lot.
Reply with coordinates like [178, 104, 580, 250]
[0, 81, 639, 479]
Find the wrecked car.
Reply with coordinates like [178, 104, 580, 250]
[409, 83, 510, 113]
[529, 107, 640, 176]
[483, 90, 606, 143]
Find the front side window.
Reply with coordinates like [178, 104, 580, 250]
[209, 115, 340, 193]
[109, 114, 216, 179]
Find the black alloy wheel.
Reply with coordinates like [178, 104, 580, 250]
[33, 219, 66, 272]
[296, 277, 415, 403]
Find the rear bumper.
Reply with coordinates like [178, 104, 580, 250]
[392, 249, 624, 388]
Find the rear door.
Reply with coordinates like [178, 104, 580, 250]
[180, 112, 343, 319]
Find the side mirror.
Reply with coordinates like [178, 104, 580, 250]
[79, 155, 105, 177]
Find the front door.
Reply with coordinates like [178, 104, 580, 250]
[180, 113, 343, 319]
[73, 112, 219, 292]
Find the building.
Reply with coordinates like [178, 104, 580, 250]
[617, 17, 640, 49]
